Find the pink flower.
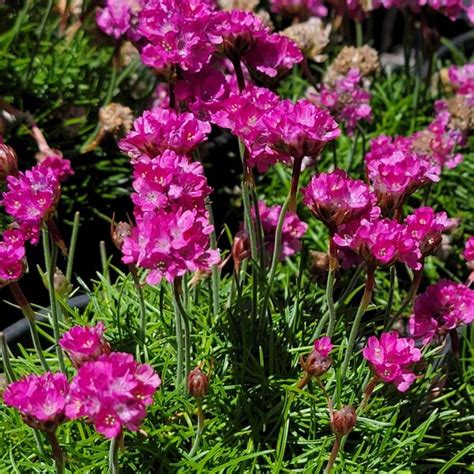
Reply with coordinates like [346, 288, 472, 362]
[464, 236, 474, 262]
[447, 64, 474, 96]
[96, 0, 143, 40]
[131, 150, 212, 215]
[365, 135, 440, 210]
[1, 165, 61, 244]
[119, 108, 211, 160]
[409, 280, 474, 343]
[270, 0, 328, 19]
[138, 0, 216, 74]
[37, 152, 74, 182]
[66, 352, 160, 439]
[243, 33, 303, 82]
[254, 200, 307, 261]
[0, 228, 26, 287]
[404, 207, 452, 258]
[362, 332, 421, 392]
[4, 372, 68, 429]
[263, 98, 340, 159]
[308, 69, 372, 135]
[314, 336, 333, 357]
[122, 209, 219, 285]
[334, 217, 422, 270]
[302, 169, 378, 232]
[59, 322, 111, 369]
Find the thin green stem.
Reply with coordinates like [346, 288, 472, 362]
[324, 436, 341, 473]
[173, 280, 191, 385]
[0, 333, 15, 383]
[206, 200, 220, 320]
[9, 283, 49, 372]
[355, 21, 363, 47]
[384, 266, 396, 323]
[326, 242, 338, 337]
[172, 294, 184, 389]
[130, 265, 147, 344]
[189, 398, 205, 457]
[66, 211, 80, 283]
[108, 435, 120, 474]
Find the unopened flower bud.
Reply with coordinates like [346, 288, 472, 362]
[331, 405, 357, 437]
[232, 229, 250, 271]
[111, 221, 132, 251]
[54, 268, 72, 297]
[187, 367, 209, 398]
[0, 141, 18, 181]
[300, 349, 332, 377]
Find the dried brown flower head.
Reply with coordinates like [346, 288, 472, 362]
[445, 95, 474, 133]
[99, 103, 134, 135]
[217, 0, 259, 10]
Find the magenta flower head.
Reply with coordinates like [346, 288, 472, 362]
[59, 322, 111, 369]
[404, 207, 452, 258]
[365, 135, 440, 211]
[4, 372, 68, 431]
[263, 98, 339, 160]
[0, 228, 26, 288]
[255, 200, 308, 261]
[464, 236, 474, 263]
[96, 0, 143, 40]
[334, 217, 422, 270]
[270, 0, 328, 19]
[302, 169, 378, 233]
[409, 280, 474, 343]
[119, 108, 211, 161]
[1, 164, 61, 244]
[301, 336, 333, 377]
[448, 64, 474, 96]
[66, 352, 161, 439]
[36, 151, 74, 182]
[362, 332, 421, 392]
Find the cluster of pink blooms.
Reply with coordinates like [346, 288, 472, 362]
[464, 236, 474, 263]
[308, 69, 372, 135]
[255, 200, 308, 261]
[363, 332, 421, 392]
[5, 323, 160, 439]
[409, 280, 474, 342]
[96, 0, 143, 40]
[302, 336, 333, 377]
[448, 64, 474, 98]
[0, 228, 26, 287]
[270, 0, 328, 18]
[3, 372, 69, 430]
[119, 109, 219, 285]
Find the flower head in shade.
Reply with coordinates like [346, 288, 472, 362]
[365, 135, 440, 211]
[243, 33, 303, 83]
[409, 280, 474, 343]
[270, 0, 328, 20]
[65, 352, 160, 439]
[404, 207, 452, 258]
[138, 0, 216, 74]
[0, 228, 26, 288]
[464, 236, 474, 263]
[334, 217, 422, 270]
[96, 0, 143, 40]
[119, 108, 211, 160]
[59, 322, 111, 369]
[2, 165, 61, 244]
[362, 332, 421, 392]
[131, 150, 212, 215]
[263, 98, 339, 159]
[302, 169, 378, 232]
[255, 200, 307, 261]
[301, 336, 333, 377]
[122, 209, 220, 285]
[3, 372, 68, 430]
[308, 68, 372, 135]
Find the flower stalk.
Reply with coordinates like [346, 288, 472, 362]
[44, 431, 65, 474]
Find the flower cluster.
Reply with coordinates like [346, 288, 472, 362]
[3, 372, 68, 430]
[59, 322, 111, 368]
[270, 0, 328, 19]
[0, 228, 26, 288]
[255, 200, 308, 261]
[308, 68, 372, 134]
[66, 352, 161, 438]
[409, 280, 474, 342]
[365, 135, 440, 210]
[448, 64, 474, 97]
[363, 332, 421, 392]
[464, 236, 474, 263]
[96, 0, 143, 40]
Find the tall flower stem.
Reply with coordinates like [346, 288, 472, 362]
[326, 241, 338, 337]
[383, 266, 396, 323]
[336, 264, 375, 404]
[189, 398, 205, 457]
[43, 232, 66, 373]
[44, 431, 64, 474]
[205, 200, 220, 320]
[359, 376, 379, 412]
[129, 265, 147, 344]
[324, 436, 341, 473]
[289, 156, 304, 213]
[173, 280, 191, 385]
[0, 332, 15, 383]
[9, 282, 49, 372]
[172, 294, 184, 389]
[65, 211, 80, 284]
[108, 435, 120, 474]
[232, 58, 246, 93]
